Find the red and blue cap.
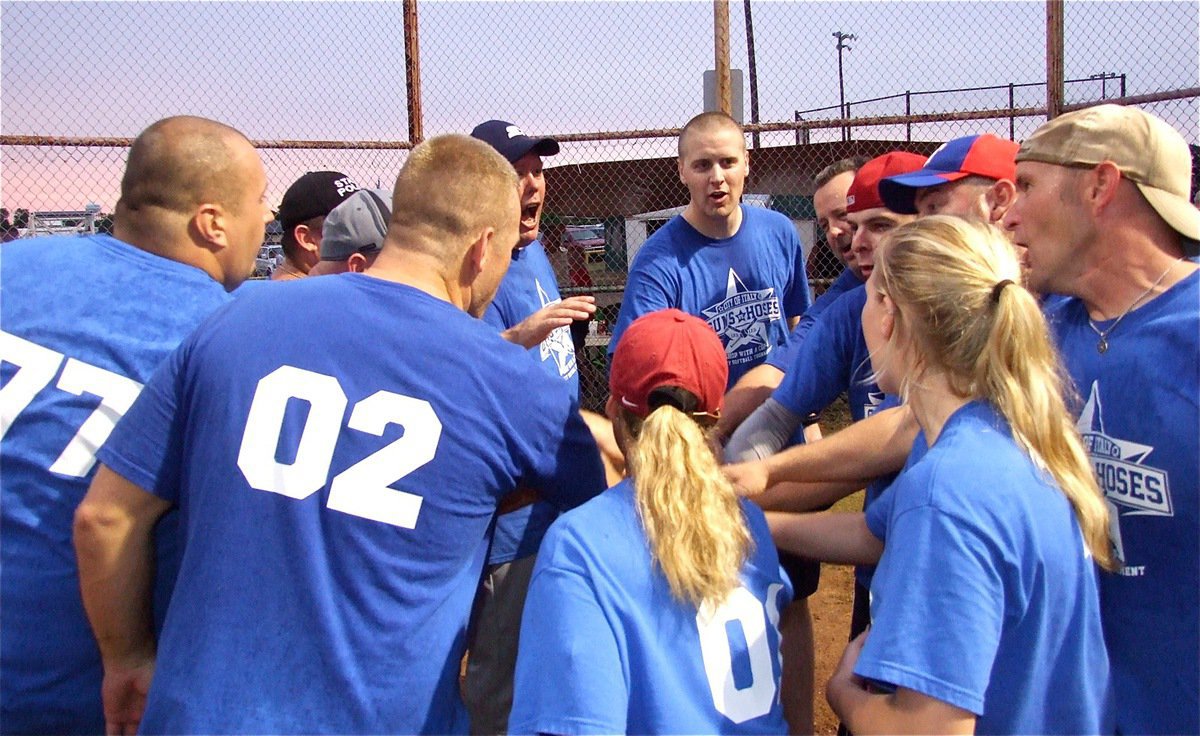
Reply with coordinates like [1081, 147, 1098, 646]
[878, 134, 1019, 214]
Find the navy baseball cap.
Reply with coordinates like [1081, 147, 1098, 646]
[879, 134, 1019, 214]
[470, 120, 560, 165]
[320, 188, 392, 261]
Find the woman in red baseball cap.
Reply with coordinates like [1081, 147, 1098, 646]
[509, 308, 792, 734]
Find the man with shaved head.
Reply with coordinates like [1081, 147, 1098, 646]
[74, 134, 605, 733]
[609, 110, 812, 732]
[0, 115, 270, 733]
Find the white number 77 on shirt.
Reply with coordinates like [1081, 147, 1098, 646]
[0, 330, 142, 477]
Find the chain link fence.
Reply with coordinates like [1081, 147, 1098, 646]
[3, 1, 1197, 411]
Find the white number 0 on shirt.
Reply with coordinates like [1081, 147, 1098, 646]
[696, 583, 784, 724]
[237, 365, 442, 529]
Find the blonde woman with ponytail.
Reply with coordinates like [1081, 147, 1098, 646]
[509, 309, 791, 734]
[791, 216, 1112, 734]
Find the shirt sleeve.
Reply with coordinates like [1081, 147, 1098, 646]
[95, 338, 191, 503]
[770, 296, 857, 416]
[607, 257, 674, 357]
[510, 545, 629, 735]
[781, 223, 812, 319]
[855, 502, 1005, 716]
[517, 372, 606, 512]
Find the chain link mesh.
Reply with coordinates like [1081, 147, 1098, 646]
[3, 1, 1197, 411]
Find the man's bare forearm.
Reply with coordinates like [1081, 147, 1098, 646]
[75, 466, 170, 664]
[765, 405, 917, 485]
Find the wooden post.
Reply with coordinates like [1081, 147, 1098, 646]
[403, 0, 424, 143]
[714, 0, 732, 115]
[744, 0, 760, 146]
[1046, 0, 1064, 120]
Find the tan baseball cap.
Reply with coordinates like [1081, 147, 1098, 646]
[1016, 104, 1200, 241]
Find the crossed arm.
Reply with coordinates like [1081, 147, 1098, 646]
[74, 465, 171, 736]
[828, 633, 976, 735]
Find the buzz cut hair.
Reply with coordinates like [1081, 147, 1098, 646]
[389, 134, 519, 259]
[678, 111, 745, 159]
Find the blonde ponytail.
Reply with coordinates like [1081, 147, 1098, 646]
[877, 217, 1115, 570]
[625, 400, 751, 606]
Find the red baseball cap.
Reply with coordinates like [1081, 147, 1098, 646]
[845, 151, 928, 214]
[879, 134, 1020, 214]
[609, 309, 727, 419]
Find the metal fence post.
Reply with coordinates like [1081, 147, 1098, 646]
[403, 0, 423, 143]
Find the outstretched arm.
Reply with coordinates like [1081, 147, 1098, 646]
[502, 295, 596, 348]
[766, 511, 882, 565]
[726, 405, 917, 496]
[714, 363, 786, 444]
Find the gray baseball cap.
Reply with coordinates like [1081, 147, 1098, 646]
[320, 188, 392, 261]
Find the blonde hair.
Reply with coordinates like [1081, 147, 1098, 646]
[875, 216, 1115, 570]
[390, 134, 518, 260]
[622, 389, 751, 606]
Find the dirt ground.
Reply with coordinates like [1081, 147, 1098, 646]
[807, 400, 861, 735]
[808, 499, 861, 734]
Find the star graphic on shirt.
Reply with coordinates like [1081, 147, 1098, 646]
[1076, 380, 1172, 568]
[1077, 382, 1155, 466]
[536, 279, 577, 380]
[701, 269, 779, 359]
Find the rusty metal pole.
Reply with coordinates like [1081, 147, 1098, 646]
[714, 0, 732, 115]
[403, 0, 424, 143]
[1046, 0, 1064, 120]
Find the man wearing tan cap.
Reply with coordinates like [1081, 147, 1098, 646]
[1002, 104, 1198, 735]
[727, 104, 1198, 734]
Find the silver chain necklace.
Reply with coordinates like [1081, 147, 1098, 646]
[1088, 257, 1183, 354]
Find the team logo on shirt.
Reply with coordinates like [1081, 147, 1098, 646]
[701, 269, 781, 366]
[862, 389, 887, 418]
[536, 279, 578, 380]
[1077, 381, 1171, 573]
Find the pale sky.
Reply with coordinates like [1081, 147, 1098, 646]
[3, 1, 1196, 211]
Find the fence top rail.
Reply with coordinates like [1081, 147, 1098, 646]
[795, 75, 1131, 116]
[0, 136, 416, 150]
[2, 89, 1194, 150]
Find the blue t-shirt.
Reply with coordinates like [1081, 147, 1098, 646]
[770, 286, 886, 422]
[610, 206, 811, 388]
[766, 266, 862, 372]
[96, 274, 606, 734]
[861, 401, 1112, 732]
[0, 234, 231, 734]
[765, 284, 894, 588]
[482, 240, 580, 565]
[510, 480, 791, 734]
[1045, 272, 1199, 735]
[484, 240, 579, 393]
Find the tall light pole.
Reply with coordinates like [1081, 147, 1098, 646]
[833, 31, 856, 142]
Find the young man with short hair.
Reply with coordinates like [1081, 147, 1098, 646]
[73, 135, 606, 734]
[611, 110, 812, 731]
[271, 170, 360, 280]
